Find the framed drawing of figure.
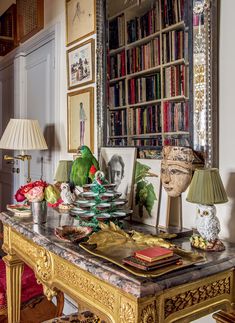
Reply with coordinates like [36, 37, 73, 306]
[67, 87, 94, 153]
[66, 0, 96, 46]
[67, 39, 95, 90]
[132, 159, 162, 227]
[100, 147, 136, 207]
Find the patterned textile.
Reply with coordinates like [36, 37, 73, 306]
[42, 311, 103, 323]
[0, 259, 43, 314]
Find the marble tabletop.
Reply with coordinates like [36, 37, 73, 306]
[1, 208, 235, 298]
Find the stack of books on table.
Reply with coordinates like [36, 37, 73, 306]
[122, 246, 182, 271]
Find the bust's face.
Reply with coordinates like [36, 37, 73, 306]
[161, 161, 192, 197]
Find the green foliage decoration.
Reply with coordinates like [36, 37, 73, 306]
[135, 161, 157, 217]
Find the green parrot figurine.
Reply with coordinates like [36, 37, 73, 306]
[70, 145, 99, 187]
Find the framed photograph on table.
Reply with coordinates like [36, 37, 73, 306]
[67, 39, 95, 90]
[66, 0, 96, 46]
[100, 147, 137, 207]
[67, 87, 94, 153]
[132, 159, 162, 227]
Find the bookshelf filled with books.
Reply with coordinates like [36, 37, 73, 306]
[107, 0, 190, 149]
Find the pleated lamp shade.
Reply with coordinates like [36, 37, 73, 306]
[186, 168, 228, 205]
[54, 160, 73, 182]
[0, 119, 48, 151]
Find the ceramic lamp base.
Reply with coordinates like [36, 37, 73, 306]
[190, 234, 225, 251]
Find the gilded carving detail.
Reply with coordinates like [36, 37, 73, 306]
[2, 226, 9, 252]
[35, 248, 53, 283]
[140, 303, 156, 323]
[54, 261, 114, 311]
[43, 285, 57, 301]
[120, 303, 135, 323]
[11, 232, 37, 260]
[164, 277, 231, 318]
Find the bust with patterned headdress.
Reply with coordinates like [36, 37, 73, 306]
[161, 146, 194, 198]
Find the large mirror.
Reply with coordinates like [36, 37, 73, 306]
[96, 0, 218, 167]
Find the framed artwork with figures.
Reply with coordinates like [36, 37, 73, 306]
[67, 39, 95, 90]
[66, 0, 96, 46]
[67, 87, 94, 153]
[132, 159, 162, 227]
[100, 147, 136, 207]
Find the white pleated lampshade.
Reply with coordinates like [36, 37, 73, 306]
[0, 119, 48, 151]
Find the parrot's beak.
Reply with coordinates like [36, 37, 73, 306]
[76, 146, 82, 157]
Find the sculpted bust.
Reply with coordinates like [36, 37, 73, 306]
[161, 146, 194, 198]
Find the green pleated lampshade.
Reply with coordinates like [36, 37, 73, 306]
[186, 168, 228, 205]
[54, 160, 73, 182]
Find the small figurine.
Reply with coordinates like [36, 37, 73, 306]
[60, 183, 76, 206]
[91, 171, 108, 194]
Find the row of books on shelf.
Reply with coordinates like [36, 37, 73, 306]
[163, 101, 189, 132]
[128, 73, 161, 104]
[109, 50, 126, 80]
[126, 37, 160, 74]
[108, 138, 128, 146]
[108, 31, 187, 80]
[108, 135, 190, 147]
[108, 0, 186, 51]
[163, 64, 187, 98]
[109, 80, 126, 108]
[162, 29, 185, 64]
[122, 246, 182, 271]
[109, 110, 127, 137]
[129, 104, 162, 135]
[127, 4, 160, 44]
[109, 14, 125, 50]
[131, 137, 162, 147]
[164, 133, 190, 146]
[161, 0, 185, 28]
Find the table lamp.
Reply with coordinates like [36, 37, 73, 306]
[54, 160, 74, 210]
[0, 118, 48, 182]
[54, 160, 73, 183]
[186, 168, 228, 251]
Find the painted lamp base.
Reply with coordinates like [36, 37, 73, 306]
[190, 234, 225, 252]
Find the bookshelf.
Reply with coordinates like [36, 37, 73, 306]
[0, 4, 17, 56]
[107, 0, 191, 150]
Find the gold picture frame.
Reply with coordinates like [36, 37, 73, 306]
[67, 87, 94, 153]
[66, 0, 96, 46]
[67, 39, 95, 90]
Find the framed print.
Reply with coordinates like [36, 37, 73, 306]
[66, 0, 96, 46]
[132, 159, 162, 227]
[67, 87, 94, 153]
[100, 147, 137, 207]
[67, 39, 95, 90]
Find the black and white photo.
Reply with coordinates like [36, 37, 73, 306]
[100, 147, 136, 207]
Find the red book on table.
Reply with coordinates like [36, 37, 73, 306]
[134, 246, 173, 262]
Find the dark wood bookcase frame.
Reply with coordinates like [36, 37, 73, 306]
[0, 4, 17, 56]
[16, 0, 44, 43]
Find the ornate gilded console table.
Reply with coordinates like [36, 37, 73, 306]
[0, 209, 235, 323]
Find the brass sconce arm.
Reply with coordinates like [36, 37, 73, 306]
[4, 154, 32, 182]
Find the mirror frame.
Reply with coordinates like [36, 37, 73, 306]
[96, 0, 219, 167]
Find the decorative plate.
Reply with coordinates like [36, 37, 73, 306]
[54, 226, 93, 243]
[6, 204, 32, 217]
[79, 222, 205, 278]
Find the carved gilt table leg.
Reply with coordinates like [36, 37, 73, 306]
[3, 254, 24, 323]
